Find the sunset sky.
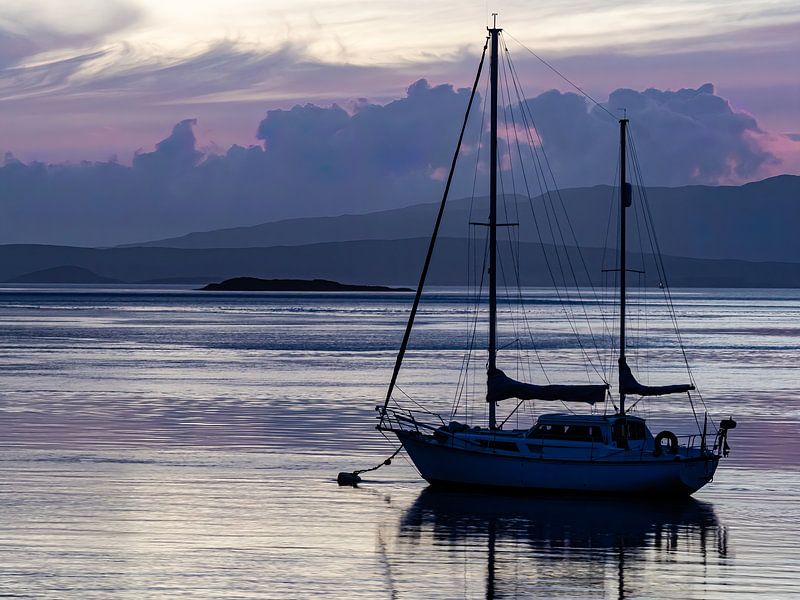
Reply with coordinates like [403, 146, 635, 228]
[1, 0, 797, 163]
[0, 0, 798, 245]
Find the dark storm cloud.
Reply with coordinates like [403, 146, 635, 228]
[0, 81, 784, 246]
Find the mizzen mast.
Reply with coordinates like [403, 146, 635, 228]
[616, 116, 694, 409]
[487, 15, 501, 430]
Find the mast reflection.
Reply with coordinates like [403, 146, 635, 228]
[399, 488, 728, 599]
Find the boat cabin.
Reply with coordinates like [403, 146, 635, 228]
[527, 413, 652, 449]
[434, 412, 655, 454]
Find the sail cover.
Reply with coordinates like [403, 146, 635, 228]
[618, 358, 694, 396]
[486, 368, 608, 405]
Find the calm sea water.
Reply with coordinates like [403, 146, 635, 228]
[0, 286, 798, 598]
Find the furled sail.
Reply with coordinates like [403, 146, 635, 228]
[486, 368, 608, 405]
[618, 358, 694, 397]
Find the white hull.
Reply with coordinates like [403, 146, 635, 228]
[395, 431, 719, 495]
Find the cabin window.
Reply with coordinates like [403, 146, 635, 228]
[612, 419, 646, 445]
[478, 440, 519, 452]
[528, 424, 564, 439]
[527, 424, 604, 443]
[627, 421, 646, 440]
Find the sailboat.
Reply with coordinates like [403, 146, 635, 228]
[376, 19, 736, 495]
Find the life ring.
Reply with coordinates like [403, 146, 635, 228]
[653, 430, 678, 456]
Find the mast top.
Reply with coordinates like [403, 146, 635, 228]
[489, 12, 502, 32]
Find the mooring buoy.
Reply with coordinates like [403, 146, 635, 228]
[337, 471, 362, 486]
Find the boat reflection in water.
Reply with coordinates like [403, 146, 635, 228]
[398, 488, 728, 598]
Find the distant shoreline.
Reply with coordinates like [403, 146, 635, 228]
[199, 277, 412, 292]
[5, 239, 800, 289]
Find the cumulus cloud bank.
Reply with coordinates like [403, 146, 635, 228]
[0, 80, 792, 246]
[526, 83, 779, 186]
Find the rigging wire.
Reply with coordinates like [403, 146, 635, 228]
[395, 384, 445, 424]
[600, 155, 621, 407]
[498, 48, 552, 384]
[626, 124, 714, 433]
[503, 30, 617, 122]
[496, 63, 525, 371]
[630, 169, 650, 380]
[381, 36, 489, 420]
[503, 32, 617, 356]
[499, 47, 582, 415]
[451, 233, 489, 420]
[452, 70, 491, 422]
[387, 32, 710, 434]
[501, 35, 609, 383]
[501, 33, 705, 426]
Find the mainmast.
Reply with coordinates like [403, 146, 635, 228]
[487, 16, 501, 430]
[618, 117, 629, 415]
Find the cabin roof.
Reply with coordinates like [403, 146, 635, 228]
[537, 413, 645, 425]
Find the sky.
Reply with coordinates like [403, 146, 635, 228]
[0, 0, 798, 244]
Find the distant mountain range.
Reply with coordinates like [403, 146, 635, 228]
[7, 265, 123, 284]
[5, 239, 800, 288]
[2, 175, 799, 288]
[124, 175, 800, 263]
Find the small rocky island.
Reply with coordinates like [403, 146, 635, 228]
[200, 277, 411, 292]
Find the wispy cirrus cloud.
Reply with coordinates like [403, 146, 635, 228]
[0, 0, 141, 68]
